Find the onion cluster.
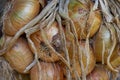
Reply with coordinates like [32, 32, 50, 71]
[0, 0, 120, 80]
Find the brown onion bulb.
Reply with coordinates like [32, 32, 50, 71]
[30, 61, 64, 80]
[87, 65, 110, 80]
[68, 0, 101, 39]
[66, 41, 95, 78]
[3, 0, 40, 35]
[93, 23, 118, 63]
[30, 21, 64, 62]
[4, 37, 33, 74]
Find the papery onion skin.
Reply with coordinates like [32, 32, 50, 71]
[68, 0, 101, 39]
[111, 48, 120, 68]
[30, 62, 64, 80]
[87, 65, 109, 80]
[3, 0, 40, 36]
[93, 24, 118, 63]
[30, 21, 64, 62]
[67, 41, 95, 78]
[4, 37, 33, 74]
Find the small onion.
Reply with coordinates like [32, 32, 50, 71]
[87, 65, 110, 80]
[68, 0, 101, 39]
[66, 41, 95, 78]
[93, 23, 118, 63]
[4, 37, 33, 74]
[30, 61, 64, 80]
[30, 21, 64, 62]
[3, 0, 40, 35]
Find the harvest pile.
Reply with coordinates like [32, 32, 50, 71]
[0, 0, 120, 80]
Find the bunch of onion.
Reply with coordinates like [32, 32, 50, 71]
[30, 21, 64, 62]
[3, 36, 33, 74]
[0, 0, 47, 73]
[3, 0, 40, 36]
[65, 41, 95, 79]
[93, 22, 120, 72]
[86, 65, 110, 80]
[68, 0, 102, 39]
[30, 61, 64, 80]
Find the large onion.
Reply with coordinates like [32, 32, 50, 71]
[30, 61, 64, 80]
[93, 22, 120, 72]
[87, 65, 110, 80]
[30, 21, 64, 62]
[3, 0, 40, 35]
[4, 37, 33, 74]
[66, 41, 95, 78]
[68, 0, 101, 39]
[93, 23, 118, 63]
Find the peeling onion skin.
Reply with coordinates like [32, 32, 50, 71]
[30, 21, 64, 62]
[68, 0, 102, 39]
[30, 62, 64, 80]
[66, 41, 96, 78]
[93, 24, 118, 63]
[87, 65, 109, 80]
[4, 37, 33, 74]
[3, 0, 40, 36]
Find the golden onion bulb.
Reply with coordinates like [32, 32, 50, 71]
[30, 21, 64, 62]
[68, 0, 101, 39]
[93, 24, 118, 63]
[4, 37, 33, 74]
[30, 61, 64, 80]
[3, 0, 40, 35]
[66, 41, 95, 78]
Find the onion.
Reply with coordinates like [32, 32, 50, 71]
[3, 0, 40, 36]
[66, 41, 95, 78]
[30, 61, 64, 80]
[87, 65, 110, 80]
[93, 23, 118, 63]
[4, 37, 33, 74]
[93, 23, 120, 72]
[68, 0, 101, 39]
[30, 21, 64, 62]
